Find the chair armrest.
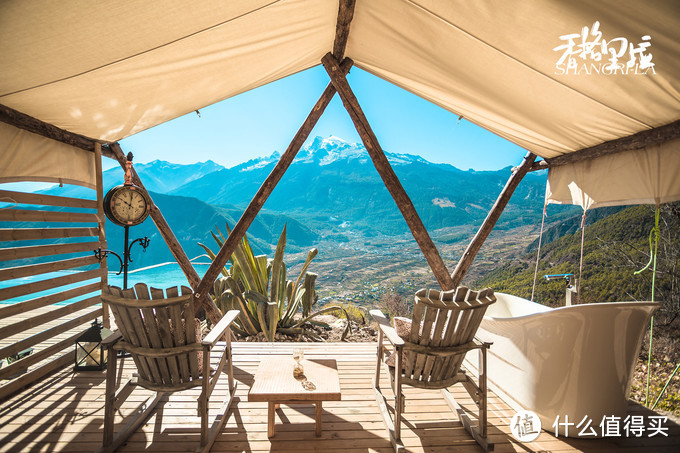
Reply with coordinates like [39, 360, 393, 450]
[202, 310, 240, 347]
[369, 309, 404, 347]
[102, 331, 123, 347]
[473, 336, 493, 348]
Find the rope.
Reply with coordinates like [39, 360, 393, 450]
[531, 202, 548, 302]
[635, 206, 660, 406]
[577, 210, 586, 303]
[652, 362, 680, 410]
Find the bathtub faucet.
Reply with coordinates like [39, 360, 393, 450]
[543, 273, 578, 305]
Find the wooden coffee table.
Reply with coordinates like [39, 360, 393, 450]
[248, 357, 341, 437]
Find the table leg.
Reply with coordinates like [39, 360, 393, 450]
[315, 402, 323, 436]
[268, 402, 276, 437]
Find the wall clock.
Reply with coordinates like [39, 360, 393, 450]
[103, 184, 151, 227]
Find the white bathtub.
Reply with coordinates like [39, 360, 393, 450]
[464, 293, 659, 436]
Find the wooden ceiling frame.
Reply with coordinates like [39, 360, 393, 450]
[530, 119, 680, 172]
[1, 0, 677, 300]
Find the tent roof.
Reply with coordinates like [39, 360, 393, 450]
[1, 0, 679, 160]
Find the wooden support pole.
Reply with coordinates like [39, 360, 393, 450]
[107, 143, 223, 325]
[450, 152, 537, 287]
[194, 58, 354, 302]
[321, 52, 455, 290]
[332, 0, 356, 60]
[94, 143, 110, 328]
[0, 103, 115, 157]
[529, 119, 680, 172]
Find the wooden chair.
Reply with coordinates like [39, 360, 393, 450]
[370, 286, 496, 452]
[99, 283, 239, 453]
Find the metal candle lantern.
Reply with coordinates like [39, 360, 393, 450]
[74, 318, 113, 371]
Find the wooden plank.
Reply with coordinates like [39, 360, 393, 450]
[0, 268, 102, 301]
[0, 351, 74, 402]
[0, 240, 100, 262]
[135, 283, 173, 386]
[0, 308, 101, 360]
[95, 142, 110, 328]
[530, 118, 680, 171]
[449, 151, 537, 287]
[0, 255, 98, 281]
[332, 0, 356, 60]
[321, 52, 454, 291]
[0, 295, 100, 340]
[193, 58, 354, 314]
[0, 103, 100, 153]
[0, 209, 98, 223]
[0, 281, 99, 320]
[0, 332, 81, 380]
[0, 189, 97, 209]
[0, 227, 98, 241]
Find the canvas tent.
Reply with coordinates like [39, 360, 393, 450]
[1, 0, 679, 194]
[0, 0, 679, 396]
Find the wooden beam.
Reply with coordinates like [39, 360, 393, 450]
[0, 103, 115, 157]
[0, 190, 98, 209]
[529, 119, 680, 172]
[332, 0, 356, 60]
[450, 152, 537, 287]
[321, 52, 455, 291]
[95, 142, 110, 328]
[107, 143, 222, 325]
[194, 58, 354, 302]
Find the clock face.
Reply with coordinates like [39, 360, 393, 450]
[103, 185, 151, 226]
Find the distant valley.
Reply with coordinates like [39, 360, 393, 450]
[36, 136, 582, 301]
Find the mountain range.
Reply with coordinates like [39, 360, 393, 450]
[168, 136, 566, 237]
[35, 136, 578, 273]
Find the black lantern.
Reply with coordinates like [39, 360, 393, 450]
[74, 318, 113, 371]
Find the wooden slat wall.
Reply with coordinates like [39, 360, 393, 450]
[0, 180, 105, 400]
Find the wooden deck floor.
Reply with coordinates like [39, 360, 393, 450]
[1, 342, 679, 452]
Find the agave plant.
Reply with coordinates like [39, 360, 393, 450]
[199, 223, 351, 341]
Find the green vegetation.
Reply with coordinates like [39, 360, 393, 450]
[476, 203, 680, 313]
[199, 224, 350, 341]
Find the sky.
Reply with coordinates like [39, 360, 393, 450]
[117, 65, 528, 172]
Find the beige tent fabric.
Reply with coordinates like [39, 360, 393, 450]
[546, 138, 680, 209]
[0, 0, 336, 141]
[347, 0, 680, 159]
[0, 121, 96, 189]
[0, 0, 679, 204]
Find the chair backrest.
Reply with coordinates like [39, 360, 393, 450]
[401, 286, 496, 388]
[102, 283, 201, 390]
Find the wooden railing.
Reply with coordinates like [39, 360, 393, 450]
[0, 186, 106, 401]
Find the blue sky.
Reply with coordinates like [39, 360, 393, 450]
[118, 65, 527, 171]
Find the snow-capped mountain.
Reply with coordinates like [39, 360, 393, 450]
[171, 135, 549, 236]
[234, 136, 428, 173]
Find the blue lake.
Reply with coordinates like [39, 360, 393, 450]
[0, 263, 216, 305]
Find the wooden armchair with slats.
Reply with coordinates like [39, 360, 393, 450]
[98, 283, 239, 453]
[370, 286, 496, 452]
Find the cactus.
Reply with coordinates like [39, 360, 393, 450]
[199, 223, 350, 341]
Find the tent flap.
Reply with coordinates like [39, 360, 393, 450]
[0, 121, 96, 189]
[546, 137, 680, 209]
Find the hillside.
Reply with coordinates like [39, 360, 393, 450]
[171, 136, 568, 237]
[102, 192, 318, 270]
[475, 203, 680, 312]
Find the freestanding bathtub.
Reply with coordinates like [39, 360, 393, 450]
[463, 293, 659, 436]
